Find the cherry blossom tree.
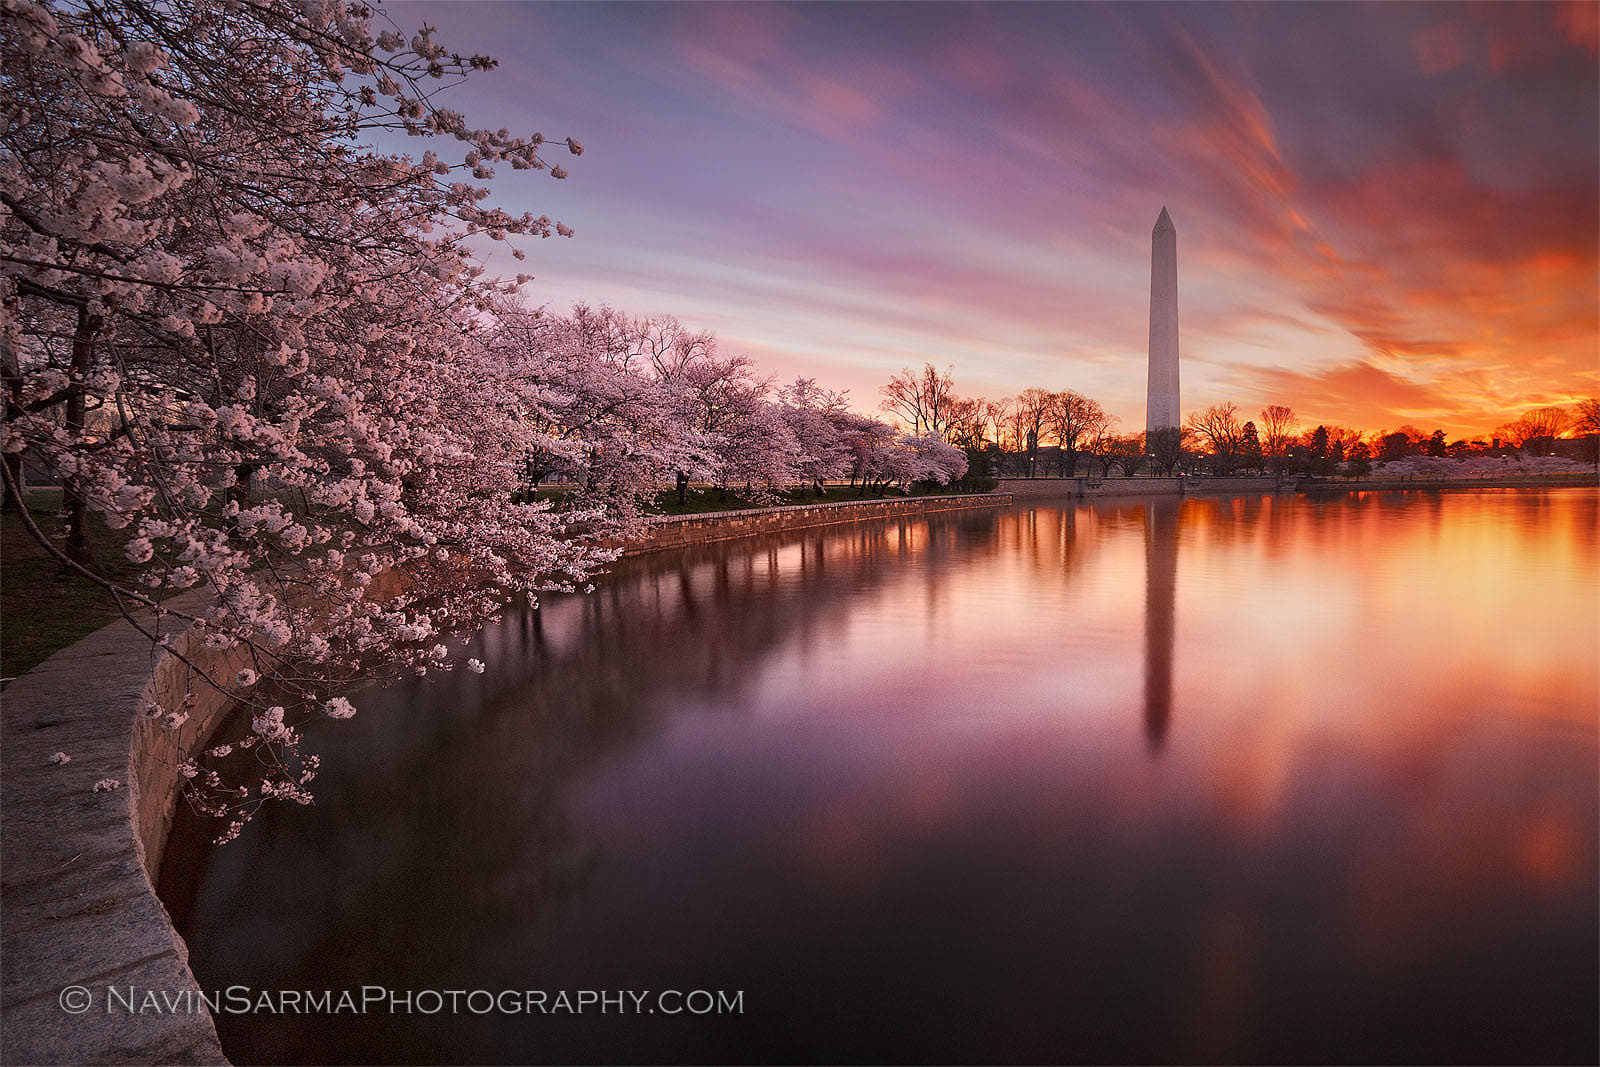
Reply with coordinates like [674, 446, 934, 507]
[1376, 453, 1592, 479]
[848, 422, 966, 494]
[707, 394, 798, 502]
[668, 344, 784, 501]
[897, 433, 969, 485]
[837, 411, 896, 491]
[487, 301, 698, 520]
[779, 377, 854, 495]
[2, 0, 603, 838]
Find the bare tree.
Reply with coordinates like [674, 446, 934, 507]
[1145, 427, 1185, 476]
[1082, 413, 1123, 476]
[879, 362, 957, 439]
[1046, 390, 1105, 477]
[1575, 398, 1600, 436]
[1496, 405, 1572, 451]
[879, 367, 925, 435]
[1107, 434, 1145, 476]
[1186, 402, 1245, 473]
[1574, 398, 1600, 467]
[1259, 404, 1297, 475]
[986, 398, 1017, 474]
[1574, 396, 1600, 467]
[984, 398, 1013, 440]
[944, 395, 987, 451]
[1014, 388, 1054, 477]
[634, 314, 716, 382]
[920, 363, 959, 440]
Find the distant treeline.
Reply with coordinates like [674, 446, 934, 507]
[871, 363, 1600, 479]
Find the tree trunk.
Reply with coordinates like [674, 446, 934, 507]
[1, 321, 21, 513]
[62, 306, 101, 565]
[227, 461, 259, 535]
[1, 451, 19, 512]
[676, 471, 689, 505]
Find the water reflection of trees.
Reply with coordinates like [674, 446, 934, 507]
[167, 508, 1015, 1063]
[160, 490, 1600, 1065]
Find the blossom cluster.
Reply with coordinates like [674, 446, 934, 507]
[489, 303, 967, 510]
[2, 0, 598, 837]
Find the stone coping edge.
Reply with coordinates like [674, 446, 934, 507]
[1300, 475, 1598, 492]
[2, 585, 231, 1066]
[638, 491, 1007, 524]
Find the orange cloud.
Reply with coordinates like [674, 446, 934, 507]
[1557, 0, 1600, 54]
[1240, 360, 1448, 428]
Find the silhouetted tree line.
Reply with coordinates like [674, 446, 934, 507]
[876, 363, 1600, 479]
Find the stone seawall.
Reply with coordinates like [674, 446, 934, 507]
[999, 476, 1299, 498]
[1301, 475, 1597, 493]
[1002, 474, 1598, 498]
[996, 477, 1086, 498]
[623, 493, 1014, 555]
[1, 587, 231, 1066]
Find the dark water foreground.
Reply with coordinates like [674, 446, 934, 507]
[163, 490, 1599, 1065]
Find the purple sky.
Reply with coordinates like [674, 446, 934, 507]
[391, 1, 1597, 438]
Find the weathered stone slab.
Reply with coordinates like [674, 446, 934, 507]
[2, 588, 228, 1066]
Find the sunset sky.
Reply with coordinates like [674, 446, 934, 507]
[393, 1, 1598, 439]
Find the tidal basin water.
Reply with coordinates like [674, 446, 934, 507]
[164, 489, 1599, 1065]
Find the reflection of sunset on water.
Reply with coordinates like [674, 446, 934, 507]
[171, 489, 1598, 1066]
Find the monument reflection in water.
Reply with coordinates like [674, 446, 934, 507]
[165, 490, 1599, 1066]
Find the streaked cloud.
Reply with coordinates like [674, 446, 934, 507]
[394, 1, 1598, 437]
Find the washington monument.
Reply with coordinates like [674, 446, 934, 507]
[1146, 206, 1180, 434]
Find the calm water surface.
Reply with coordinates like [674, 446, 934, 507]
[165, 489, 1599, 1065]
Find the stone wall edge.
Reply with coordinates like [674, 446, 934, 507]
[1, 589, 231, 1066]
